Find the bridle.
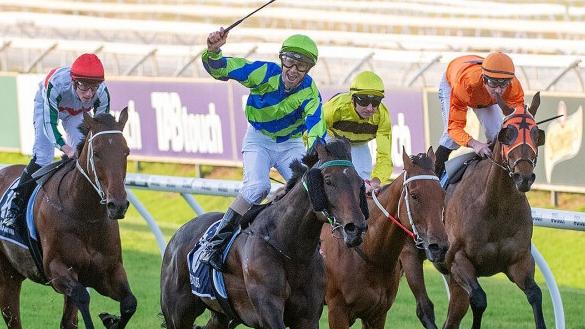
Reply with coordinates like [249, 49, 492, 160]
[302, 159, 356, 236]
[371, 171, 441, 249]
[75, 130, 124, 204]
[491, 109, 539, 177]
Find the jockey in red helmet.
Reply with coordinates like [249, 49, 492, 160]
[1, 53, 110, 228]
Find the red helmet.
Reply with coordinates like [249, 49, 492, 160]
[70, 53, 105, 82]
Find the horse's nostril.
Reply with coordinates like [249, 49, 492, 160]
[107, 202, 116, 210]
[428, 243, 440, 253]
[344, 223, 357, 233]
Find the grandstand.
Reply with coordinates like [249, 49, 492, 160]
[1, 0, 584, 91]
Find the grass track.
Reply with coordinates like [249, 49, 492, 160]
[1, 153, 583, 328]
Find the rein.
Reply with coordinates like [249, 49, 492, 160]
[75, 130, 124, 204]
[371, 172, 440, 248]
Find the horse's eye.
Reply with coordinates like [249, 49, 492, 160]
[324, 177, 333, 186]
[410, 193, 419, 200]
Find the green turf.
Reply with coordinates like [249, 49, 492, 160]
[1, 153, 583, 328]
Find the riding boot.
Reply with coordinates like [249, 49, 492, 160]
[200, 208, 241, 272]
[3, 158, 42, 227]
[434, 145, 453, 178]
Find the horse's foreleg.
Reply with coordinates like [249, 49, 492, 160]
[442, 274, 470, 329]
[96, 266, 137, 329]
[61, 295, 79, 329]
[48, 262, 94, 329]
[0, 256, 24, 329]
[326, 302, 351, 329]
[507, 257, 547, 329]
[449, 252, 486, 329]
[400, 245, 438, 329]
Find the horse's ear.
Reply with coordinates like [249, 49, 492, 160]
[528, 92, 541, 117]
[427, 146, 436, 166]
[117, 107, 129, 130]
[402, 146, 413, 170]
[359, 182, 369, 220]
[496, 93, 515, 116]
[306, 168, 327, 212]
[83, 112, 94, 130]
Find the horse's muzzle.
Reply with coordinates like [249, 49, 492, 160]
[342, 222, 367, 248]
[424, 242, 448, 263]
[107, 200, 130, 220]
[513, 172, 535, 193]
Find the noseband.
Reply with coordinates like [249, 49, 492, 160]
[372, 172, 441, 248]
[302, 159, 355, 234]
[75, 130, 124, 204]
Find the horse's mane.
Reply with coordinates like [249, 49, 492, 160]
[284, 138, 352, 193]
[302, 138, 352, 168]
[76, 112, 118, 155]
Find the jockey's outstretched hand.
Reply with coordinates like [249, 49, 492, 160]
[61, 144, 76, 159]
[207, 27, 229, 52]
[468, 139, 492, 158]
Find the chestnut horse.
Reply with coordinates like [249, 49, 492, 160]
[160, 139, 368, 329]
[0, 109, 135, 329]
[320, 147, 449, 329]
[436, 93, 547, 329]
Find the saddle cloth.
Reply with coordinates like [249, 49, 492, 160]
[0, 178, 42, 247]
[187, 220, 242, 299]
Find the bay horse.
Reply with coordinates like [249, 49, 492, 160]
[437, 92, 547, 329]
[320, 147, 449, 329]
[160, 139, 368, 329]
[0, 109, 136, 329]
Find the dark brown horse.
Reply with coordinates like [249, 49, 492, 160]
[436, 92, 547, 329]
[0, 109, 135, 329]
[320, 147, 449, 329]
[160, 139, 368, 329]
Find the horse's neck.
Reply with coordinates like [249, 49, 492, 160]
[60, 160, 107, 220]
[362, 176, 407, 268]
[259, 183, 323, 262]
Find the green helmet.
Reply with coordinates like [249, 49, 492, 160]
[280, 34, 318, 65]
[350, 71, 385, 97]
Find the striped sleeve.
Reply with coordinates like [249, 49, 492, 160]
[303, 82, 327, 149]
[42, 82, 66, 148]
[202, 49, 270, 89]
[94, 85, 111, 115]
[371, 103, 393, 183]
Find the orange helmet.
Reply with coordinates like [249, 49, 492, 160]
[482, 52, 515, 79]
[70, 53, 105, 82]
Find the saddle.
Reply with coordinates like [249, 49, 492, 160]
[440, 152, 481, 189]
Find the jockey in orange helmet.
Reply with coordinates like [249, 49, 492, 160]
[434, 52, 525, 176]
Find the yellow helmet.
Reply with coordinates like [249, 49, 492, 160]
[350, 71, 384, 97]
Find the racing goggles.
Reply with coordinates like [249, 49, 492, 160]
[353, 94, 383, 107]
[279, 52, 313, 72]
[483, 76, 511, 89]
[75, 80, 101, 93]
